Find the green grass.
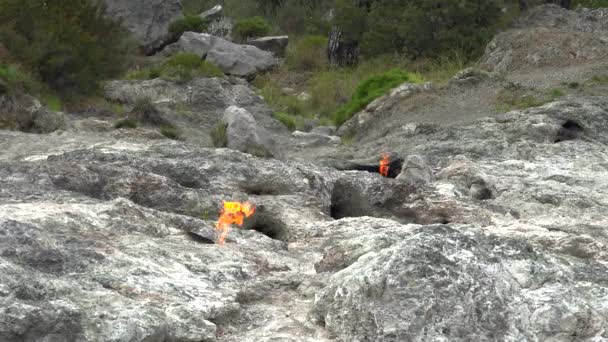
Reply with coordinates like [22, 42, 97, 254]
[42, 94, 62, 112]
[273, 111, 300, 131]
[169, 15, 208, 36]
[497, 86, 567, 112]
[233, 16, 270, 41]
[161, 126, 183, 140]
[126, 53, 223, 83]
[333, 69, 423, 126]
[210, 122, 228, 147]
[114, 117, 138, 129]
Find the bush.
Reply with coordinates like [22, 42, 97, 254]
[0, 63, 39, 93]
[333, 69, 423, 126]
[131, 98, 168, 126]
[286, 36, 328, 71]
[0, 0, 132, 94]
[273, 111, 298, 131]
[334, 0, 502, 59]
[161, 126, 183, 140]
[210, 122, 228, 147]
[114, 118, 138, 129]
[234, 16, 271, 40]
[127, 53, 223, 83]
[169, 15, 209, 36]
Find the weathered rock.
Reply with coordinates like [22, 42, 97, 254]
[162, 32, 278, 77]
[396, 154, 434, 185]
[479, 5, 608, 74]
[101, 0, 183, 54]
[513, 4, 608, 33]
[292, 130, 341, 147]
[248, 36, 289, 57]
[199, 4, 222, 20]
[222, 106, 270, 156]
[103, 77, 290, 148]
[310, 125, 337, 136]
[0, 92, 65, 133]
[337, 82, 434, 137]
[312, 221, 608, 342]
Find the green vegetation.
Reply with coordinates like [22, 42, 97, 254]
[333, 69, 423, 126]
[497, 86, 567, 111]
[286, 36, 328, 71]
[169, 15, 209, 36]
[234, 16, 271, 40]
[127, 53, 223, 83]
[273, 111, 299, 131]
[211, 122, 228, 147]
[161, 126, 183, 140]
[42, 94, 62, 112]
[132, 98, 167, 126]
[335, 0, 502, 59]
[114, 118, 138, 129]
[0, 0, 131, 95]
[0, 63, 39, 93]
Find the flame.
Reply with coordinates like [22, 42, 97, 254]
[379, 154, 390, 177]
[215, 201, 256, 245]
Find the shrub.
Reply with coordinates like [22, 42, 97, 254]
[132, 98, 167, 126]
[169, 15, 209, 36]
[210, 122, 228, 147]
[0, 63, 39, 93]
[233, 17, 271, 40]
[0, 0, 132, 94]
[273, 111, 297, 131]
[286, 36, 328, 71]
[114, 118, 138, 129]
[333, 69, 423, 126]
[127, 53, 223, 83]
[161, 126, 183, 140]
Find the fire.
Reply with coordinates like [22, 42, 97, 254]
[215, 201, 256, 245]
[379, 154, 390, 177]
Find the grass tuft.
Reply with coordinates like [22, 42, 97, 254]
[126, 53, 223, 83]
[210, 122, 228, 147]
[114, 117, 138, 129]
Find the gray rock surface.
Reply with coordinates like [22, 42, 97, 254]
[102, 0, 183, 54]
[162, 32, 278, 77]
[104, 77, 290, 149]
[248, 36, 289, 57]
[480, 5, 608, 74]
[200, 5, 222, 20]
[396, 154, 434, 185]
[0, 92, 65, 133]
[222, 106, 273, 156]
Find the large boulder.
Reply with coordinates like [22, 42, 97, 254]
[0, 91, 65, 133]
[248, 36, 289, 57]
[222, 106, 272, 156]
[479, 5, 608, 74]
[312, 222, 608, 342]
[103, 77, 290, 148]
[162, 32, 278, 77]
[102, 0, 183, 54]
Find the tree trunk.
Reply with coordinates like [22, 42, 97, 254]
[546, 0, 571, 9]
[328, 26, 359, 67]
[519, 0, 529, 12]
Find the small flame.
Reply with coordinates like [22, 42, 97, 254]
[379, 154, 390, 177]
[215, 201, 256, 245]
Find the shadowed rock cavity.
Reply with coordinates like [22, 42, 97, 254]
[555, 120, 583, 143]
[337, 157, 404, 179]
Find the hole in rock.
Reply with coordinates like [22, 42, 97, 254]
[555, 120, 583, 143]
[246, 207, 288, 241]
[338, 158, 404, 179]
[186, 231, 214, 244]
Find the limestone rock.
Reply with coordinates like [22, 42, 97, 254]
[396, 155, 434, 185]
[248, 36, 289, 57]
[162, 32, 278, 77]
[101, 0, 183, 54]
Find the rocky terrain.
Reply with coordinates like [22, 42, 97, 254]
[2, 4, 608, 342]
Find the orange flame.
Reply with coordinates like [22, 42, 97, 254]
[215, 201, 256, 245]
[379, 154, 390, 177]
